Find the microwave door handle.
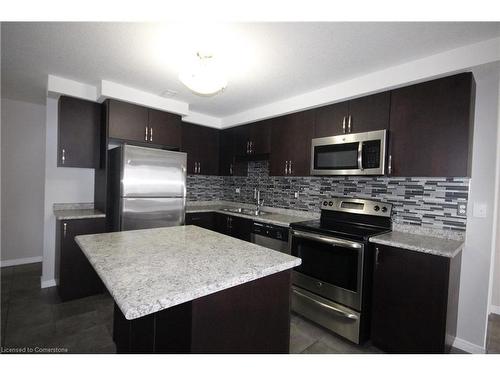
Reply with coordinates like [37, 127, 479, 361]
[358, 141, 363, 171]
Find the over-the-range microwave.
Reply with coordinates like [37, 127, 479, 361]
[310, 129, 387, 176]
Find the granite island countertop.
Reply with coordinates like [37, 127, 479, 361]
[369, 230, 464, 258]
[186, 201, 317, 227]
[75, 225, 301, 320]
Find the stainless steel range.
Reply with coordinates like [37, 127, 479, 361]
[289, 197, 392, 344]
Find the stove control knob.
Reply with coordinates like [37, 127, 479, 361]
[328, 201, 333, 206]
[316, 281, 323, 288]
[381, 206, 388, 213]
[374, 205, 380, 211]
[323, 201, 328, 206]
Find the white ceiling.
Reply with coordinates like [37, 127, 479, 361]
[2, 22, 500, 117]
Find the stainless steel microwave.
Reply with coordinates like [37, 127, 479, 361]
[310, 129, 387, 176]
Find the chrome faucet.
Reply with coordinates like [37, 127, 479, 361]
[254, 188, 264, 215]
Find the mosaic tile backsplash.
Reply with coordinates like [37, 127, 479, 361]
[187, 160, 469, 232]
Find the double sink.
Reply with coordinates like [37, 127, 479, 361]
[221, 207, 270, 217]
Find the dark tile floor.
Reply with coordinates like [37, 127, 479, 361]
[0, 262, 494, 354]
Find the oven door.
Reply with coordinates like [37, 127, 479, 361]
[290, 229, 364, 311]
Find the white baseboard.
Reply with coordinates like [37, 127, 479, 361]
[40, 278, 57, 289]
[490, 305, 500, 315]
[0, 256, 42, 268]
[452, 337, 486, 354]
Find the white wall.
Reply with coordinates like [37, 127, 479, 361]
[455, 71, 500, 352]
[491, 76, 500, 312]
[40, 97, 94, 287]
[1, 98, 46, 264]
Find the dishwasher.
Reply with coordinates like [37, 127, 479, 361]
[250, 222, 289, 254]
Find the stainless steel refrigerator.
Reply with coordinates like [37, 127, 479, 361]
[107, 145, 187, 231]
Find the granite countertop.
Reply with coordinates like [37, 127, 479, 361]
[76, 225, 301, 320]
[369, 231, 464, 258]
[186, 203, 316, 227]
[53, 203, 106, 220]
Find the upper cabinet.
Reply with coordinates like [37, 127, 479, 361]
[314, 92, 390, 138]
[58, 96, 101, 168]
[388, 73, 475, 177]
[181, 122, 220, 176]
[233, 120, 272, 157]
[107, 99, 181, 149]
[219, 128, 247, 177]
[270, 110, 315, 176]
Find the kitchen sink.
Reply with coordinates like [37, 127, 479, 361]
[221, 207, 270, 217]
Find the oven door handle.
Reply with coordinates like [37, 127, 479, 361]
[292, 288, 359, 320]
[291, 230, 362, 249]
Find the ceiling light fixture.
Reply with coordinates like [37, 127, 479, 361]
[178, 52, 227, 96]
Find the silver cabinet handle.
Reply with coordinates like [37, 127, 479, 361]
[250, 141, 253, 154]
[342, 116, 346, 134]
[292, 288, 358, 320]
[375, 247, 380, 266]
[284, 161, 288, 175]
[63, 222, 67, 237]
[348, 115, 352, 133]
[229, 163, 233, 175]
[291, 229, 362, 249]
[145, 126, 148, 141]
[288, 160, 292, 175]
[194, 162, 197, 174]
[388, 154, 392, 175]
[61, 148, 66, 164]
[246, 141, 250, 154]
[357, 141, 363, 171]
[198, 162, 201, 174]
[149, 126, 153, 142]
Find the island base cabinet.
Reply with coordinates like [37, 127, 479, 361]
[370, 244, 461, 353]
[113, 270, 292, 353]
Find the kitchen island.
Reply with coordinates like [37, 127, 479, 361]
[75, 225, 301, 353]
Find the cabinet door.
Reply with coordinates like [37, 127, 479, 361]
[271, 110, 314, 176]
[214, 213, 231, 235]
[186, 212, 216, 231]
[314, 101, 349, 137]
[58, 218, 106, 301]
[233, 125, 251, 157]
[248, 119, 271, 155]
[181, 123, 220, 175]
[388, 73, 475, 177]
[230, 216, 253, 242]
[371, 244, 449, 353]
[108, 100, 149, 142]
[347, 92, 390, 133]
[58, 96, 101, 168]
[148, 109, 181, 149]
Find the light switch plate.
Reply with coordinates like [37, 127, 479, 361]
[235, 188, 240, 194]
[294, 192, 299, 198]
[473, 203, 487, 218]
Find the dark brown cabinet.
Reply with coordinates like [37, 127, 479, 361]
[233, 120, 272, 157]
[388, 73, 475, 177]
[219, 128, 248, 176]
[270, 110, 315, 176]
[181, 122, 220, 175]
[186, 212, 216, 231]
[107, 100, 181, 149]
[370, 244, 461, 353]
[314, 92, 390, 138]
[58, 96, 101, 168]
[215, 213, 253, 242]
[57, 218, 106, 301]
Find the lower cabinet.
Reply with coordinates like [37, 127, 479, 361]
[57, 218, 106, 301]
[370, 244, 461, 353]
[185, 212, 217, 231]
[185, 212, 253, 242]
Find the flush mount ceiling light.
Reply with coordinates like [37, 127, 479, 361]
[178, 52, 228, 96]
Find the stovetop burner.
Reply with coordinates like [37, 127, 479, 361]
[290, 197, 392, 242]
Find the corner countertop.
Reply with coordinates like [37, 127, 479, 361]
[53, 203, 105, 220]
[75, 225, 301, 320]
[186, 201, 317, 227]
[369, 230, 464, 258]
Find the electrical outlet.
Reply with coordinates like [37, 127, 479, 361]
[294, 192, 299, 199]
[235, 188, 240, 194]
[457, 203, 467, 217]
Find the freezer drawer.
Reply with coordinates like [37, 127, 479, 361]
[121, 198, 186, 231]
[121, 145, 187, 198]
